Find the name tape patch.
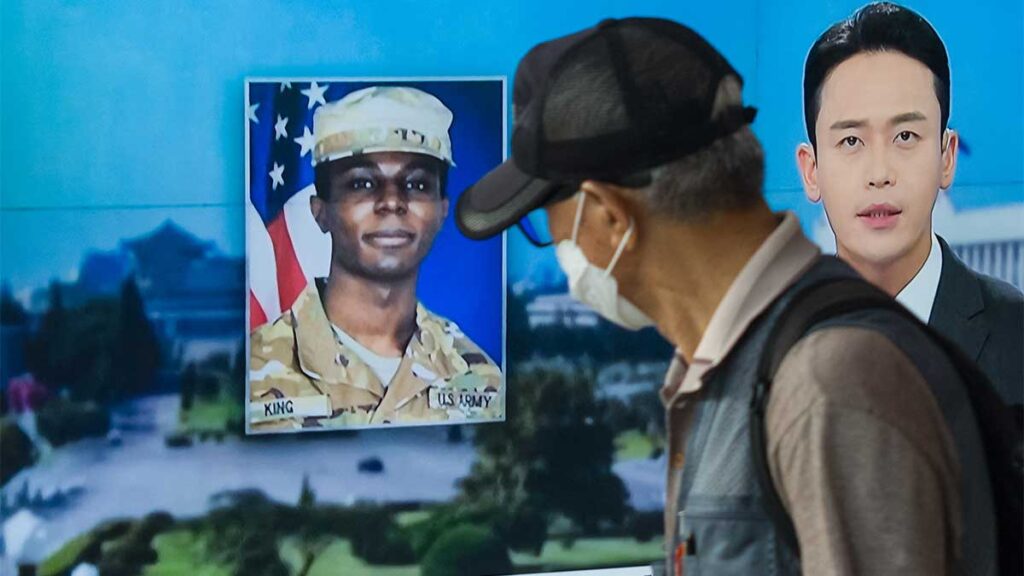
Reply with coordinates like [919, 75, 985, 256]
[428, 389, 498, 413]
[250, 396, 331, 422]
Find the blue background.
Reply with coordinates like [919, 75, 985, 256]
[2, 0, 1020, 295]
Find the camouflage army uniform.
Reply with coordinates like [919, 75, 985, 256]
[249, 280, 503, 431]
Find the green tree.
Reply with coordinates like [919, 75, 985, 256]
[229, 342, 246, 400]
[203, 351, 232, 373]
[1, 419, 35, 485]
[348, 507, 415, 564]
[180, 363, 198, 412]
[94, 513, 173, 576]
[506, 291, 533, 361]
[236, 544, 289, 576]
[298, 474, 315, 509]
[26, 281, 73, 387]
[116, 277, 161, 396]
[294, 475, 330, 576]
[198, 372, 221, 400]
[204, 490, 290, 576]
[37, 398, 110, 446]
[459, 367, 628, 545]
[0, 283, 27, 325]
[25, 284, 135, 404]
[65, 298, 121, 402]
[421, 524, 512, 576]
[630, 389, 667, 439]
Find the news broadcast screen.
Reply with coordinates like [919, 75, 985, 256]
[1, 1, 1019, 575]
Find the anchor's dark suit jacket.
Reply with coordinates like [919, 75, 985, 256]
[930, 236, 1023, 405]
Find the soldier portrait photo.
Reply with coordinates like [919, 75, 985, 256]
[245, 80, 505, 433]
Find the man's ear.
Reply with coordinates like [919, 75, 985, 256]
[310, 195, 329, 234]
[796, 143, 821, 203]
[940, 129, 959, 190]
[579, 179, 637, 250]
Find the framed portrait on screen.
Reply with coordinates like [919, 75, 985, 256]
[245, 77, 506, 434]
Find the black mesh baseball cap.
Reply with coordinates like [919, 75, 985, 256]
[456, 17, 757, 240]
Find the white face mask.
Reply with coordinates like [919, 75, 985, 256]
[554, 193, 654, 331]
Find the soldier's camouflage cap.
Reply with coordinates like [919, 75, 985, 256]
[312, 86, 455, 167]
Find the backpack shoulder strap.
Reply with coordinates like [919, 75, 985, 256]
[749, 277, 905, 557]
[751, 275, 1022, 573]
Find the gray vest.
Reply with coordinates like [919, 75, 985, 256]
[669, 257, 996, 576]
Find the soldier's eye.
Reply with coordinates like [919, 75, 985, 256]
[405, 179, 432, 193]
[348, 178, 374, 190]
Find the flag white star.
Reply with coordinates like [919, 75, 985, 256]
[295, 126, 316, 158]
[279, 81, 292, 92]
[301, 81, 328, 110]
[274, 115, 289, 141]
[269, 163, 285, 190]
[246, 103, 260, 124]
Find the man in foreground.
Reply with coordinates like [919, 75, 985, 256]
[456, 17, 995, 575]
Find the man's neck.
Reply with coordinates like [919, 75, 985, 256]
[839, 231, 932, 297]
[635, 203, 779, 362]
[321, 269, 418, 357]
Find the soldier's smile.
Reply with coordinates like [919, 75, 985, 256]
[363, 229, 416, 249]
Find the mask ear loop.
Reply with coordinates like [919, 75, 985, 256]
[571, 192, 586, 242]
[604, 219, 634, 277]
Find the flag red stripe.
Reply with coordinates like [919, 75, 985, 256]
[249, 289, 268, 332]
[266, 213, 308, 313]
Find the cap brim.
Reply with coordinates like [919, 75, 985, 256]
[455, 159, 559, 240]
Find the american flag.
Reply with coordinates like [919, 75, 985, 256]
[246, 80, 334, 330]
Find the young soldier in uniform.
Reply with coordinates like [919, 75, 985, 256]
[456, 18, 996, 576]
[797, 2, 1023, 404]
[250, 86, 502, 431]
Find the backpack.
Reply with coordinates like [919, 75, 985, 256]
[749, 276, 1023, 576]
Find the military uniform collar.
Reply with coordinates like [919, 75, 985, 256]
[291, 279, 471, 396]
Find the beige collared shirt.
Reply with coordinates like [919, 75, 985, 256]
[661, 212, 960, 575]
[660, 212, 820, 404]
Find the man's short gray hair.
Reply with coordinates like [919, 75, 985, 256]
[642, 77, 764, 221]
